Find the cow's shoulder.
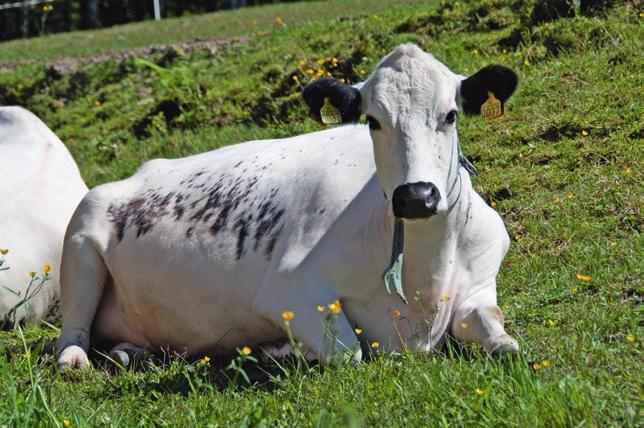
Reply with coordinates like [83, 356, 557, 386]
[460, 190, 510, 265]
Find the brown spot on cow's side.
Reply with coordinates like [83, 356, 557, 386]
[265, 225, 283, 259]
[105, 165, 287, 261]
[235, 215, 251, 260]
[174, 204, 185, 220]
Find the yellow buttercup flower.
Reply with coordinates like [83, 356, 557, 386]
[63, 419, 71, 426]
[533, 362, 542, 370]
[43, 263, 52, 275]
[241, 346, 252, 356]
[328, 300, 342, 314]
[371, 341, 380, 349]
[392, 310, 401, 319]
[576, 273, 592, 283]
[567, 193, 574, 200]
[305, 69, 314, 75]
[29, 271, 36, 278]
[317, 305, 326, 313]
[281, 310, 295, 321]
[625, 166, 632, 175]
[0, 248, 8, 255]
[523, 59, 530, 66]
[626, 335, 635, 344]
[475, 388, 484, 396]
[198, 356, 210, 367]
[490, 200, 497, 207]
[542, 359, 550, 367]
[514, 233, 521, 241]
[94, 100, 101, 107]
[354, 328, 363, 335]
[581, 130, 589, 136]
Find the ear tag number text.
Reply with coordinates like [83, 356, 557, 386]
[480, 91, 503, 121]
[320, 97, 342, 124]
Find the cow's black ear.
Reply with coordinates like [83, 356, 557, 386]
[459, 65, 518, 116]
[302, 78, 362, 124]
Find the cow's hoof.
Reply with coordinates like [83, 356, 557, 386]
[491, 344, 520, 360]
[110, 349, 131, 367]
[58, 345, 91, 371]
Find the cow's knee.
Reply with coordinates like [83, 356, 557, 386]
[58, 345, 91, 371]
[452, 303, 519, 356]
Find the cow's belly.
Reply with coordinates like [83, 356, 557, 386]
[94, 227, 284, 352]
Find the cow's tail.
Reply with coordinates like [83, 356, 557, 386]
[55, 229, 108, 370]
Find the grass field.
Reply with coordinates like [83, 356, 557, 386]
[0, 0, 642, 426]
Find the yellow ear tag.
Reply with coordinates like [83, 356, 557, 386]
[320, 97, 342, 124]
[480, 91, 503, 121]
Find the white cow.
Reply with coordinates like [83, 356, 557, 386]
[0, 106, 88, 328]
[57, 44, 519, 369]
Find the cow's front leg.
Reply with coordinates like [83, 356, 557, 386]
[451, 285, 519, 357]
[254, 285, 361, 364]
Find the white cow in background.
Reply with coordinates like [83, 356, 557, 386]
[0, 107, 88, 328]
[57, 44, 519, 369]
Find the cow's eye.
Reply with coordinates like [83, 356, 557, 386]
[366, 115, 381, 130]
[445, 110, 457, 125]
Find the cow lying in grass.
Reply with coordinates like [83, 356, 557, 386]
[57, 44, 518, 369]
[0, 107, 87, 329]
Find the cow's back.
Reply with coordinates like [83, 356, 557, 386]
[72, 124, 376, 350]
[0, 106, 88, 325]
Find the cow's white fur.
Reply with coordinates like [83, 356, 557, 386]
[56, 45, 517, 369]
[0, 107, 87, 326]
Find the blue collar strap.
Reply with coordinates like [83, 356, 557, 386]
[382, 218, 407, 304]
[458, 151, 478, 177]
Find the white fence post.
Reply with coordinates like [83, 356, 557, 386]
[153, 0, 161, 21]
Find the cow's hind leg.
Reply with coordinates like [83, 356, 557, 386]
[109, 342, 146, 368]
[56, 234, 108, 370]
[451, 285, 519, 357]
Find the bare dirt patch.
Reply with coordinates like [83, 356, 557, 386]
[0, 37, 245, 74]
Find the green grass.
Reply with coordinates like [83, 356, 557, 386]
[0, 0, 425, 64]
[0, 0, 641, 426]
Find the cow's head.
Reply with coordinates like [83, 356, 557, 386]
[303, 44, 517, 220]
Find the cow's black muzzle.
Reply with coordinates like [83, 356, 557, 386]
[392, 181, 441, 219]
